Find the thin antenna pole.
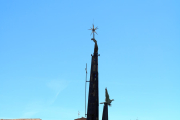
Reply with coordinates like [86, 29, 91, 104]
[93, 19, 94, 39]
[93, 19, 95, 39]
[85, 63, 87, 117]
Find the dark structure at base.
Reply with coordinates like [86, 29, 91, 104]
[102, 103, 108, 120]
[86, 45, 99, 120]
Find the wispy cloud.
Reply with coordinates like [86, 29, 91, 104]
[20, 79, 70, 119]
[47, 79, 70, 105]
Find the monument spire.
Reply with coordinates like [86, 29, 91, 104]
[86, 24, 100, 120]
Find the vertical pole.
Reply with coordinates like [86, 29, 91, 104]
[85, 75, 86, 117]
[85, 63, 87, 117]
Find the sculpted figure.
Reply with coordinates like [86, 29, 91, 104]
[100, 88, 114, 106]
[91, 38, 98, 53]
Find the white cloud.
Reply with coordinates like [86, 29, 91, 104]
[20, 79, 70, 119]
[47, 79, 70, 104]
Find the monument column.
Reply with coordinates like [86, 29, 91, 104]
[87, 24, 100, 120]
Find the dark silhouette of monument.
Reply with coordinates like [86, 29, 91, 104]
[102, 103, 108, 120]
[86, 24, 100, 120]
[86, 25, 114, 120]
[100, 88, 114, 120]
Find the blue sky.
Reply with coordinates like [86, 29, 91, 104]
[0, 0, 180, 120]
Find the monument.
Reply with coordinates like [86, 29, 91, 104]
[85, 24, 114, 120]
[86, 24, 100, 120]
[100, 88, 114, 120]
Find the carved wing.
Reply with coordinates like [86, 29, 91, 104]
[105, 88, 110, 102]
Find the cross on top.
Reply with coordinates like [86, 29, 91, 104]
[89, 24, 98, 39]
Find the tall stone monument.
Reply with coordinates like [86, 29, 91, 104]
[86, 24, 100, 120]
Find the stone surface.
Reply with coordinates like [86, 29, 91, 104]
[74, 117, 87, 120]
